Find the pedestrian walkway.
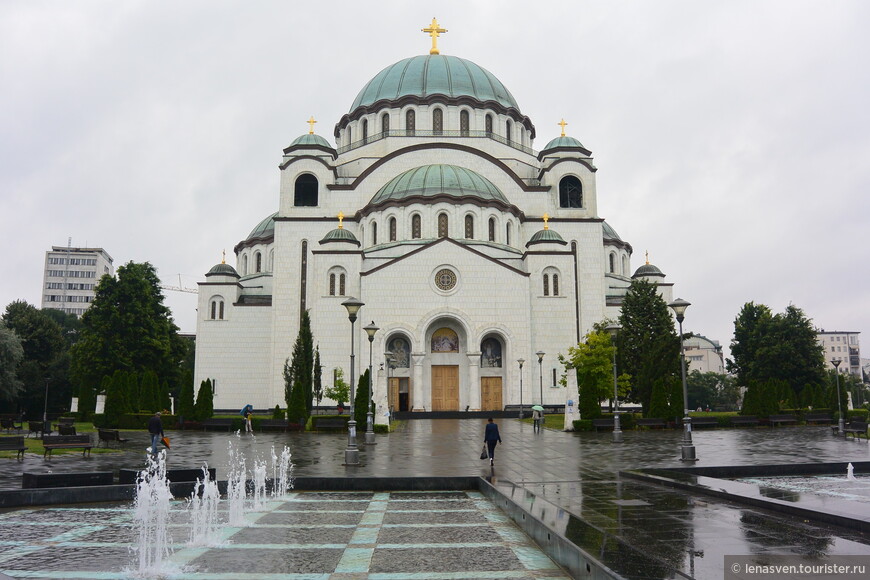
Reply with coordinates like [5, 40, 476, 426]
[2, 419, 870, 578]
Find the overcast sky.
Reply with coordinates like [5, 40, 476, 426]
[2, 0, 868, 364]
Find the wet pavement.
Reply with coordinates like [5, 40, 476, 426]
[3, 420, 870, 578]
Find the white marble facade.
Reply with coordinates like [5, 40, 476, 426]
[195, 38, 673, 419]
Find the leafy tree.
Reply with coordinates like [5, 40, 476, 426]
[617, 280, 680, 414]
[561, 329, 623, 418]
[313, 346, 323, 406]
[0, 326, 24, 405]
[324, 367, 350, 407]
[178, 374, 195, 421]
[103, 370, 131, 427]
[687, 371, 739, 410]
[139, 370, 160, 413]
[727, 302, 772, 389]
[160, 380, 172, 413]
[741, 378, 782, 417]
[69, 262, 185, 401]
[193, 378, 214, 421]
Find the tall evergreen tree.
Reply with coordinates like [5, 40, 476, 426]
[313, 346, 323, 406]
[178, 374, 195, 421]
[355, 368, 372, 427]
[617, 280, 680, 414]
[193, 378, 214, 421]
[284, 310, 315, 415]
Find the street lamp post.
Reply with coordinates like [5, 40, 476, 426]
[363, 321, 379, 445]
[341, 297, 364, 466]
[605, 323, 623, 443]
[517, 359, 525, 419]
[669, 298, 697, 462]
[832, 358, 844, 433]
[536, 351, 545, 406]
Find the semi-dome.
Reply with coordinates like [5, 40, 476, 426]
[527, 228, 567, 246]
[541, 135, 586, 152]
[288, 133, 333, 149]
[206, 263, 239, 277]
[350, 55, 520, 112]
[369, 164, 510, 207]
[319, 227, 360, 246]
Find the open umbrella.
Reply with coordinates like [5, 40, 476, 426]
[531, 405, 544, 411]
[240, 404, 253, 416]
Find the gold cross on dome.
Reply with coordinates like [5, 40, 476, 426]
[542, 213, 550, 230]
[307, 116, 317, 135]
[422, 17, 447, 55]
[558, 119, 568, 137]
[337, 211, 344, 229]
[645, 250, 650, 265]
[221, 249, 226, 264]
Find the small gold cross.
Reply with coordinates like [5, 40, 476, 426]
[557, 119, 568, 137]
[307, 116, 317, 135]
[543, 213, 550, 230]
[337, 211, 344, 229]
[422, 17, 447, 55]
[221, 249, 226, 264]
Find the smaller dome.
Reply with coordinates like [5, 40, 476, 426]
[319, 228, 360, 246]
[541, 135, 586, 152]
[370, 164, 510, 207]
[633, 263, 664, 278]
[602, 221, 622, 242]
[526, 229, 567, 246]
[289, 133, 334, 149]
[207, 263, 239, 277]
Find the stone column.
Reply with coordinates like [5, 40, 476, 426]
[467, 352, 481, 411]
[412, 353, 425, 411]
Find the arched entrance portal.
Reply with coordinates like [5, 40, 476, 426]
[425, 319, 467, 411]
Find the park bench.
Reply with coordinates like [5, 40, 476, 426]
[843, 421, 868, 439]
[0, 436, 26, 459]
[688, 417, 718, 428]
[41, 434, 93, 459]
[201, 418, 234, 431]
[98, 428, 129, 447]
[1, 418, 22, 433]
[636, 418, 666, 429]
[729, 416, 759, 427]
[258, 419, 289, 432]
[768, 414, 798, 427]
[314, 418, 347, 431]
[58, 425, 77, 436]
[27, 421, 47, 438]
[592, 418, 615, 431]
[804, 413, 832, 424]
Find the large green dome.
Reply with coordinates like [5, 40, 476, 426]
[350, 55, 520, 112]
[369, 164, 509, 207]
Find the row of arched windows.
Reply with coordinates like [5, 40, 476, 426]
[368, 213, 513, 246]
[384, 333, 506, 367]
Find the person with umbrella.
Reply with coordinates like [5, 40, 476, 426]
[241, 404, 253, 433]
[531, 405, 544, 433]
[483, 417, 501, 466]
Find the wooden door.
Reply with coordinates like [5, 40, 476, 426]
[431, 365, 459, 411]
[481, 377, 503, 411]
[389, 377, 399, 412]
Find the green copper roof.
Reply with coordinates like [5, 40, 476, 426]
[350, 55, 520, 112]
[289, 134, 333, 149]
[602, 221, 622, 242]
[206, 263, 239, 277]
[247, 212, 277, 241]
[370, 164, 509, 206]
[527, 229, 567, 246]
[541, 135, 586, 151]
[633, 263, 664, 277]
[319, 228, 360, 246]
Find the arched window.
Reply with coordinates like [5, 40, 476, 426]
[329, 273, 336, 296]
[460, 110, 470, 135]
[464, 215, 474, 239]
[559, 176, 583, 208]
[506, 120, 512, 142]
[389, 217, 397, 242]
[543, 274, 550, 296]
[480, 337, 503, 368]
[406, 109, 415, 134]
[488, 217, 496, 242]
[382, 113, 390, 133]
[242, 255, 248, 276]
[255, 252, 262, 273]
[553, 274, 560, 296]
[210, 298, 224, 320]
[433, 108, 443, 134]
[609, 253, 616, 273]
[219, 301, 224, 319]
[372, 222, 378, 245]
[362, 119, 368, 143]
[339, 273, 346, 296]
[506, 222, 512, 246]
[438, 213, 448, 238]
[294, 174, 318, 206]
[411, 214, 421, 239]
[485, 114, 493, 134]
[210, 301, 216, 319]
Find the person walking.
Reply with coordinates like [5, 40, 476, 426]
[532, 408, 542, 433]
[484, 417, 501, 466]
[147, 411, 164, 457]
[244, 407, 253, 433]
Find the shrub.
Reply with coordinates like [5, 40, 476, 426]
[272, 405, 285, 420]
[572, 419, 594, 431]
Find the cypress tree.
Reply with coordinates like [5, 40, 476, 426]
[194, 378, 213, 421]
[355, 368, 372, 427]
[178, 376, 195, 421]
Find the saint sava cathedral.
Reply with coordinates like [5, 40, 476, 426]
[194, 20, 675, 420]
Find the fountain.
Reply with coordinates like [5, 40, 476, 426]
[130, 450, 177, 577]
[847, 462, 855, 480]
[187, 465, 221, 547]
